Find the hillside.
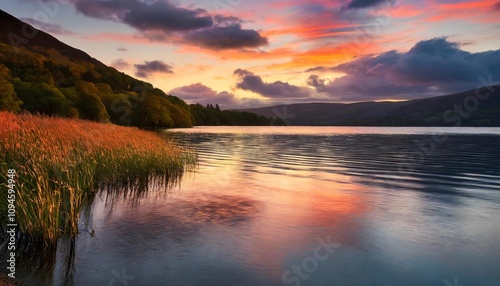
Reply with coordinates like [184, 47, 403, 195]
[378, 86, 500, 126]
[0, 9, 102, 66]
[239, 101, 409, 125]
[240, 86, 500, 126]
[0, 9, 272, 127]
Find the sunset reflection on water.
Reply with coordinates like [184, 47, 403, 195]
[51, 127, 500, 285]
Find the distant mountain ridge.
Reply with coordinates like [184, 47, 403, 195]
[238, 86, 500, 126]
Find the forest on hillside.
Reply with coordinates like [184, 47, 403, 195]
[0, 42, 273, 128]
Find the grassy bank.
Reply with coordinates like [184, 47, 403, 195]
[0, 111, 196, 244]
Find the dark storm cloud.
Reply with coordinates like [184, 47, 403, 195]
[70, 0, 267, 50]
[169, 83, 238, 108]
[20, 18, 76, 35]
[234, 69, 312, 98]
[307, 37, 500, 100]
[184, 24, 269, 50]
[307, 73, 430, 101]
[342, 0, 389, 10]
[134, 60, 174, 78]
[74, 0, 213, 31]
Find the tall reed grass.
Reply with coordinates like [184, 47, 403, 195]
[0, 111, 196, 244]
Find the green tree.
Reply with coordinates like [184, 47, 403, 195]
[0, 64, 22, 112]
[74, 80, 110, 122]
[0, 79, 22, 112]
[169, 104, 194, 127]
[101, 92, 132, 125]
[131, 95, 174, 128]
[60, 87, 80, 118]
[14, 80, 67, 115]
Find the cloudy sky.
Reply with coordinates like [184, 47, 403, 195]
[3, 0, 500, 108]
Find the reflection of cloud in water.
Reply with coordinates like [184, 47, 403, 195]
[182, 194, 262, 226]
[103, 194, 263, 246]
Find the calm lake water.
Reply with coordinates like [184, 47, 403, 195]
[18, 127, 500, 285]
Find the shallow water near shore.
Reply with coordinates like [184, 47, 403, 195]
[14, 126, 500, 285]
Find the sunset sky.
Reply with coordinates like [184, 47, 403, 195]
[3, 0, 500, 108]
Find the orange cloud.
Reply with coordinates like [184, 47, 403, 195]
[262, 24, 356, 40]
[425, 0, 500, 23]
[84, 32, 152, 44]
[389, 3, 425, 18]
[265, 42, 380, 71]
[175, 37, 379, 70]
[175, 45, 298, 61]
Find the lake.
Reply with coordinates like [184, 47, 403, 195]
[18, 127, 500, 285]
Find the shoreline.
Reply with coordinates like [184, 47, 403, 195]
[0, 111, 197, 244]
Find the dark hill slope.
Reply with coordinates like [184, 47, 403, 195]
[239, 101, 409, 125]
[239, 86, 500, 126]
[0, 9, 102, 66]
[379, 85, 500, 126]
